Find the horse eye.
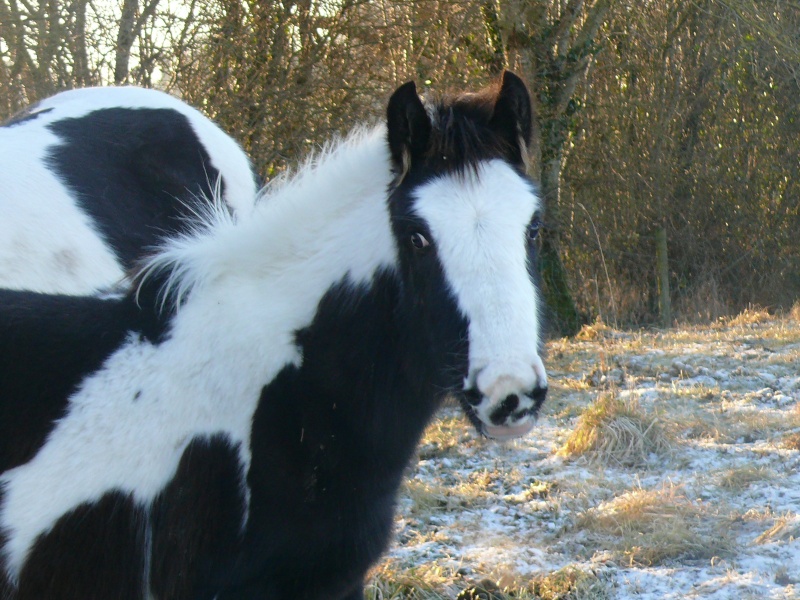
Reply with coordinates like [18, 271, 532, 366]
[527, 218, 543, 242]
[410, 232, 430, 250]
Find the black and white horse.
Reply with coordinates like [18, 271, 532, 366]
[0, 72, 547, 599]
[0, 86, 256, 294]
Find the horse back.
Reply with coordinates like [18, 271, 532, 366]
[0, 87, 256, 294]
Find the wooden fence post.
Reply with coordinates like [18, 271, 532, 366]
[655, 226, 671, 328]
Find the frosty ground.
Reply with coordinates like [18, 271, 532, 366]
[366, 310, 800, 599]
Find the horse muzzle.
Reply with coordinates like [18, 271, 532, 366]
[462, 358, 548, 440]
[482, 386, 547, 440]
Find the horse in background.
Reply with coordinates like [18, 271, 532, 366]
[0, 86, 257, 294]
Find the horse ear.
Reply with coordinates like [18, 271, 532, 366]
[387, 81, 432, 174]
[489, 71, 533, 164]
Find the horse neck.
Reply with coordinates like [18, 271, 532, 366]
[241, 267, 447, 504]
[144, 123, 404, 420]
[305, 270, 446, 446]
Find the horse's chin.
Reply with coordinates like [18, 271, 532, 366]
[482, 420, 536, 441]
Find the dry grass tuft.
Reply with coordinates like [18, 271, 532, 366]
[529, 566, 612, 600]
[366, 562, 459, 599]
[728, 410, 800, 444]
[403, 468, 506, 517]
[575, 319, 614, 341]
[403, 479, 476, 515]
[789, 301, 800, 323]
[779, 431, 800, 450]
[576, 484, 733, 566]
[724, 306, 773, 327]
[754, 513, 800, 545]
[558, 394, 673, 467]
[368, 564, 611, 600]
[455, 567, 611, 600]
[717, 465, 775, 490]
[419, 415, 472, 459]
[679, 407, 800, 445]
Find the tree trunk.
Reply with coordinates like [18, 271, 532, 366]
[115, 0, 160, 85]
[539, 154, 581, 336]
[115, 0, 137, 84]
[70, 0, 92, 86]
[490, 0, 611, 336]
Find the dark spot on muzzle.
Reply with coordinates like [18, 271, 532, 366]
[489, 394, 519, 425]
[463, 388, 482, 406]
[489, 386, 548, 427]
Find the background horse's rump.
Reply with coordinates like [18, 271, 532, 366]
[0, 86, 257, 294]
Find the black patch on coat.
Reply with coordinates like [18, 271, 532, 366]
[0, 285, 171, 472]
[214, 270, 467, 599]
[0, 488, 11, 599]
[150, 434, 247, 600]
[13, 491, 146, 600]
[46, 107, 225, 270]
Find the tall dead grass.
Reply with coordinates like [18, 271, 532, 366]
[576, 484, 733, 566]
[366, 563, 458, 600]
[790, 301, 800, 323]
[367, 564, 611, 600]
[558, 394, 674, 467]
[754, 513, 800, 545]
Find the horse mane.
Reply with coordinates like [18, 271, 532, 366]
[135, 125, 394, 313]
[422, 81, 520, 175]
[132, 177, 235, 313]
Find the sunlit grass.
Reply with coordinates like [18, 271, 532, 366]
[716, 464, 776, 490]
[779, 431, 800, 450]
[459, 567, 611, 600]
[558, 393, 674, 467]
[366, 562, 460, 600]
[403, 478, 480, 515]
[723, 306, 774, 327]
[754, 513, 800, 545]
[419, 414, 473, 459]
[366, 563, 612, 600]
[576, 484, 734, 566]
[528, 566, 612, 600]
[790, 301, 800, 323]
[403, 467, 517, 518]
[379, 313, 800, 597]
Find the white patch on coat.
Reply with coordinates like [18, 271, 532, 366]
[0, 86, 256, 294]
[411, 160, 547, 430]
[0, 125, 398, 585]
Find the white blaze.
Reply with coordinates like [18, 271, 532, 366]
[411, 160, 546, 427]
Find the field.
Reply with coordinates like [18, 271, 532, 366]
[367, 309, 800, 599]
